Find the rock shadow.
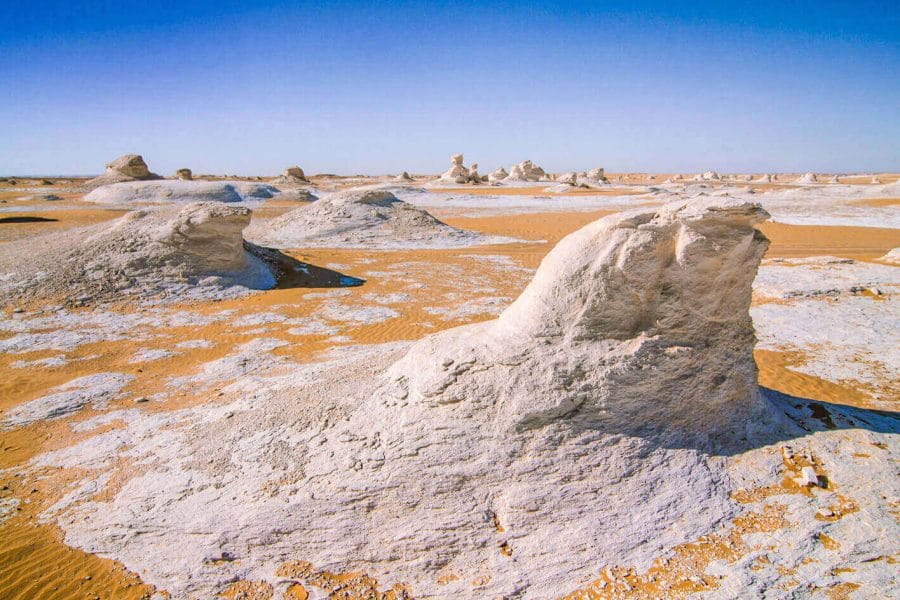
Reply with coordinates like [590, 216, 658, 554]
[246, 241, 364, 289]
[0, 216, 59, 224]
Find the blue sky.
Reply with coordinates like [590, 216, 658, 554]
[1, 1, 898, 175]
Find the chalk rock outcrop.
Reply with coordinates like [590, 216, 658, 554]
[798, 172, 818, 183]
[0, 202, 276, 305]
[436, 153, 481, 184]
[245, 187, 503, 249]
[754, 174, 774, 183]
[555, 171, 578, 186]
[84, 180, 278, 204]
[273, 166, 310, 184]
[86, 154, 161, 188]
[487, 166, 509, 183]
[175, 168, 192, 181]
[285, 198, 772, 596]
[393, 171, 414, 183]
[505, 159, 547, 182]
[695, 171, 720, 181]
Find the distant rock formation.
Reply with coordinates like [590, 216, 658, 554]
[555, 171, 578, 186]
[436, 154, 480, 184]
[246, 187, 509, 249]
[695, 171, 720, 181]
[798, 172, 818, 183]
[754, 174, 774, 183]
[274, 166, 310, 184]
[393, 171, 414, 183]
[86, 154, 162, 188]
[487, 166, 509, 184]
[505, 160, 547, 182]
[175, 168, 192, 181]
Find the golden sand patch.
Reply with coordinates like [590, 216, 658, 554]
[758, 222, 900, 262]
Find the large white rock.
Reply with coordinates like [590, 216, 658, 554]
[83, 180, 279, 204]
[798, 172, 818, 183]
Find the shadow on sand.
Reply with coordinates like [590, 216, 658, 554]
[0, 216, 59, 224]
[246, 242, 365, 289]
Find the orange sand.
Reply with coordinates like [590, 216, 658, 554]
[758, 222, 900, 262]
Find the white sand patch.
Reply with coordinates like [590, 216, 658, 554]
[129, 348, 177, 363]
[4, 372, 134, 428]
[10, 355, 68, 368]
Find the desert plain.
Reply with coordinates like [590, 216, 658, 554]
[0, 157, 897, 599]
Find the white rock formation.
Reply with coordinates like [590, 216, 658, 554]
[504, 159, 547, 182]
[274, 166, 310, 184]
[436, 153, 478, 184]
[245, 187, 508, 249]
[0, 202, 276, 306]
[83, 180, 278, 204]
[175, 168, 192, 181]
[587, 167, 605, 180]
[753, 174, 774, 183]
[555, 171, 578, 186]
[85, 154, 161, 188]
[798, 172, 818, 183]
[697, 171, 721, 181]
[393, 171, 414, 183]
[487, 166, 509, 184]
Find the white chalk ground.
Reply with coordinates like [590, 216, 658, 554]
[0, 182, 897, 598]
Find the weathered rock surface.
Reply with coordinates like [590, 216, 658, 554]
[504, 159, 547, 182]
[245, 187, 506, 249]
[83, 180, 279, 204]
[85, 154, 161, 188]
[0, 202, 276, 306]
[487, 166, 509, 183]
[393, 171, 414, 183]
[798, 172, 818, 183]
[174, 168, 192, 181]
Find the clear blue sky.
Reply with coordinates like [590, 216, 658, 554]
[1, 1, 898, 175]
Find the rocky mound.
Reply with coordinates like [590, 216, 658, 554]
[487, 166, 508, 183]
[174, 168, 192, 181]
[83, 180, 279, 204]
[273, 166, 310, 185]
[0, 202, 277, 306]
[504, 159, 547, 182]
[85, 154, 162, 188]
[798, 172, 818, 183]
[246, 187, 504, 249]
[393, 171, 414, 183]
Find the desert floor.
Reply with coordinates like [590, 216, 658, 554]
[0, 173, 897, 599]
